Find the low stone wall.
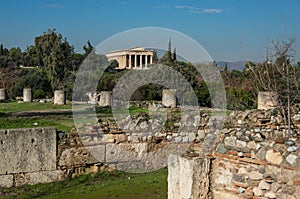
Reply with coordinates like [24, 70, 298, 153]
[168, 124, 300, 199]
[58, 142, 190, 174]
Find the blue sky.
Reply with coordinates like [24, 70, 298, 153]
[0, 0, 299, 62]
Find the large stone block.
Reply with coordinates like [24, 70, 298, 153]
[14, 170, 66, 186]
[162, 89, 176, 108]
[0, 128, 57, 174]
[257, 92, 278, 110]
[0, 88, 6, 101]
[105, 143, 143, 163]
[0, 175, 13, 188]
[168, 155, 211, 199]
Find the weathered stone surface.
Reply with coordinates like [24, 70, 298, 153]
[253, 187, 263, 196]
[213, 191, 240, 199]
[256, 147, 267, 160]
[15, 170, 66, 186]
[293, 114, 300, 121]
[236, 140, 247, 151]
[287, 146, 299, 152]
[224, 137, 237, 148]
[271, 182, 281, 192]
[105, 143, 144, 163]
[266, 150, 283, 165]
[257, 91, 278, 110]
[249, 171, 264, 180]
[99, 91, 111, 107]
[258, 180, 270, 190]
[162, 89, 176, 108]
[59, 145, 105, 167]
[0, 128, 56, 174]
[265, 191, 276, 198]
[168, 155, 210, 199]
[286, 154, 298, 165]
[54, 90, 66, 105]
[0, 175, 13, 188]
[216, 144, 227, 154]
[0, 88, 6, 101]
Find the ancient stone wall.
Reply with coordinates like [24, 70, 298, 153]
[168, 108, 300, 199]
[0, 128, 66, 188]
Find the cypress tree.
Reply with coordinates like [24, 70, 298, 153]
[173, 48, 176, 61]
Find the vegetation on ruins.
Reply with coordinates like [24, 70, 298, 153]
[247, 37, 300, 136]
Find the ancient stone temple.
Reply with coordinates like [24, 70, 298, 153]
[105, 47, 155, 70]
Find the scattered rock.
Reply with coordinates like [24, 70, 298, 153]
[258, 180, 270, 190]
[253, 187, 263, 196]
[264, 191, 276, 198]
[249, 171, 264, 180]
[286, 154, 298, 165]
[266, 150, 283, 165]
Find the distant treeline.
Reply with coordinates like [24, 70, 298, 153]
[1, 29, 299, 110]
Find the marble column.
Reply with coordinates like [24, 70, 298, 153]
[129, 55, 132, 68]
[145, 54, 148, 68]
[134, 55, 137, 68]
[139, 55, 142, 68]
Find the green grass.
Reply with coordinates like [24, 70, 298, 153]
[0, 116, 74, 132]
[0, 101, 74, 132]
[0, 102, 149, 133]
[1, 169, 168, 199]
[0, 101, 72, 114]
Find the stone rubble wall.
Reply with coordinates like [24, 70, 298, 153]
[168, 108, 300, 199]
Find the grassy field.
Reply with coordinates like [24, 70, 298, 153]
[1, 169, 168, 199]
[0, 101, 149, 132]
[0, 101, 74, 132]
[0, 101, 72, 114]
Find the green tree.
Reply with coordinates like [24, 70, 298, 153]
[34, 29, 74, 90]
[173, 48, 177, 61]
[83, 40, 94, 58]
[9, 47, 23, 66]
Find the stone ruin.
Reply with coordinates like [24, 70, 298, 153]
[168, 109, 300, 199]
[0, 128, 65, 188]
[257, 91, 278, 110]
[0, 88, 6, 101]
[23, 88, 32, 102]
[99, 91, 112, 107]
[54, 90, 66, 105]
[162, 89, 176, 108]
[0, 107, 299, 198]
